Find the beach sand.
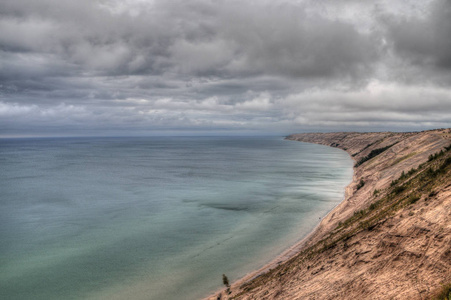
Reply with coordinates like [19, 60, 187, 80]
[206, 129, 451, 300]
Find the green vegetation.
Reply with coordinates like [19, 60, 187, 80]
[222, 274, 230, 288]
[428, 144, 451, 162]
[314, 146, 451, 258]
[392, 185, 405, 195]
[430, 283, 451, 300]
[407, 194, 420, 205]
[429, 150, 445, 161]
[390, 166, 420, 187]
[428, 190, 438, 198]
[390, 152, 417, 167]
[222, 274, 231, 294]
[356, 179, 365, 190]
[352, 141, 377, 157]
[235, 145, 451, 299]
[355, 142, 398, 167]
[327, 145, 451, 251]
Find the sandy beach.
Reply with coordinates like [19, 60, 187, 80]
[208, 129, 451, 300]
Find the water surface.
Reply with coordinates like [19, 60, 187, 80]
[0, 136, 353, 299]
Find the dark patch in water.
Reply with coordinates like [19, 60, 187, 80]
[201, 203, 249, 212]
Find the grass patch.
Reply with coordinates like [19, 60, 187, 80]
[392, 185, 405, 195]
[408, 194, 420, 205]
[390, 152, 417, 167]
[352, 141, 378, 157]
[304, 147, 451, 258]
[235, 146, 451, 296]
[355, 142, 398, 167]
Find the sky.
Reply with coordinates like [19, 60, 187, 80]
[1, 0, 451, 137]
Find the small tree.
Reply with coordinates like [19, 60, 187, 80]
[222, 274, 231, 294]
[222, 274, 230, 288]
[356, 179, 365, 190]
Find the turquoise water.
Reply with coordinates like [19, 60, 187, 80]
[0, 137, 353, 300]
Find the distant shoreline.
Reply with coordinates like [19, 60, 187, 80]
[208, 129, 451, 299]
[204, 137, 355, 299]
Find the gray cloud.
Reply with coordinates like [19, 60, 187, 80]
[0, 0, 450, 136]
[0, 0, 379, 78]
[383, 0, 451, 70]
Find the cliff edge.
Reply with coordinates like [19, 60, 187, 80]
[212, 128, 451, 300]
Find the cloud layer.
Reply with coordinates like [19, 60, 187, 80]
[0, 0, 450, 136]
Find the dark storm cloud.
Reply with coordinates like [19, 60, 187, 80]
[383, 0, 451, 70]
[0, 0, 450, 136]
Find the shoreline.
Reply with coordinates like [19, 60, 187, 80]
[208, 129, 451, 299]
[205, 139, 356, 299]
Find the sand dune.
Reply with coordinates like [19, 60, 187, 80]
[209, 128, 451, 300]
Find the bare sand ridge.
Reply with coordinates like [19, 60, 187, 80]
[208, 128, 451, 300]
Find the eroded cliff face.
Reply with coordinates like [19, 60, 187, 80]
[211, 129, 451, 300]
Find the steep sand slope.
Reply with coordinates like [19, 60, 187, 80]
[211, 129, 451, 300]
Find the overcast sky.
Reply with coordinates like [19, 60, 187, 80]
[1, 0, 450, 136]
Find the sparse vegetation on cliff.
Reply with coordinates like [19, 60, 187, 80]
[222, 274, 231, 295]
[356, 179, 365, 190]
[333, 146, 451, 240]
[352, 140, 379, 157]
[431, 283, 451, 300]
[228, 131, 451, 300]
[354, 142, 398, 167]
[237, 151, 451, 297]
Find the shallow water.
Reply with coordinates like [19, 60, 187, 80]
[0, 136, 353, 300]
